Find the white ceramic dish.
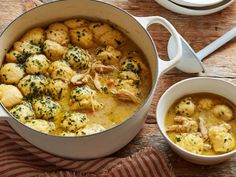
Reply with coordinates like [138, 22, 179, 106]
[155, 0, 234, 16]
[0, 0, 182, 159]
[168, 27, 236, 73]
[156, 77, 236, 165]
[171, 0, 224, 7]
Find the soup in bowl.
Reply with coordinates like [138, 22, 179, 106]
[156, 77, 236, 165]
[166, 93, 236, 155]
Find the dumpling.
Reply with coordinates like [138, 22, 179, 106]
[81, 124, 106, 135]
[46, 22, 69, 46]
[48, 60, 75, 81]
[69, 27, 94, 48]
[121, 58, 141, 74]
[176, 97, 196, 117]
[25, 54, 50, 75]
[64, 19, 88, 29]
[96, 46, 121, 65]
[60, 131, 77, 136]
[0, 63, 25, 84]
[99, 30, 126, 48]
[89, 22, 113, 40]
[48, 22, 68, 32]
[198, 98, 214, 110]
[46, 79, 68, 100]
[5, 50, 27, 63]
[43, 40, 67, 61]
[212, 104, 233, 121]
[18, 75, 47, 97]
[21, 27, 45, 45]
[70, 85, 95, 102]
[25, 119, 55, 134]
[208, 123, 235, 153]
[119, 71, 140, 81]
[32, 96, 61, 120]
[14, 41, 42, 55]
[175, 133, 204, 154]
[0, 84, 23, 108]
[113, 79, 140, 103]
[70, 85, 103, 111]
[10, 102, 34, 123]
[115, 79, 139, 94]
[64, 47, 91, 71]
[125, 51, 147, 72]
[61, 112, 88, 131]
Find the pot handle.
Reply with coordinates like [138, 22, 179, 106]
[0, 104, 10, 120]
[135, 16, 182, 76]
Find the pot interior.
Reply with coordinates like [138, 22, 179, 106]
[0, 0, 158, 86]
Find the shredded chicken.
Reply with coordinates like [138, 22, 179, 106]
[71, 69, 91, 85]
[167, 116, 198, 133]
[93, 73, 103, 92]
[91, 61, 116, 73]
[199, 116, 208, 140]
[111, 89, 141, 103]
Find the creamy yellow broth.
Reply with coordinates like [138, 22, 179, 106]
[165, 93, 236, 155]
[0, 19, 152, 136]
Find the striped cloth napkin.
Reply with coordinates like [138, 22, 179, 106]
[0, 121, 175, 177]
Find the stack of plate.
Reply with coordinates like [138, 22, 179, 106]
[155, 0, 234, 15]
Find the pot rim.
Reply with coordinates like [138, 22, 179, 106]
[156, 77, 236, 158]
[0, 0, 159, 138]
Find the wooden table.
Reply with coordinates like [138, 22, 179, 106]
[1, 0, 236, 176]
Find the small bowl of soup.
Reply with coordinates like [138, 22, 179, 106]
[156, 77, 236, 165]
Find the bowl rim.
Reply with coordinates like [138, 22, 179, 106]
[170, 0, 226, 8]
[154, 0, 234, 16]
[0, 0, 159, 138]
[156, 77, 236, 159]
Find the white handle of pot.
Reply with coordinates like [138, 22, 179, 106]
[135, 16, 182, 76]
[0, 103, 10, 120]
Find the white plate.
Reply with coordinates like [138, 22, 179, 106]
[155, 0, 234, 16]
[171, 0, 224, 7]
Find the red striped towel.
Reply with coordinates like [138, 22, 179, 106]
[0, 121, 175, 177]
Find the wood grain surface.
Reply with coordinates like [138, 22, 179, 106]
[0, 0, 236, 176]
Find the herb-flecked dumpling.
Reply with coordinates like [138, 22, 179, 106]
[47, 79, 68, 100]
[64, 46, 91, 71]
[212, 104, 233, 121]
[10, 102, 35, 123]
[5, 50, 28, 63]
[18, 75, 47, 97]
[43, 40, 67, 61]
[48, 60, 75, 81]
[70, 85, 103, 111]
[25, 54, 50, 75]
[62, 112, 88, 131]
[32, 96, 61, 120]
[208, 123, 235, 153]
[96, 46, 121, 65]
[25, 119, 55, 134]
[46, 22, 69, 46]
[14, 41, 42, 55]
[0, 63, 25, 84]
[99, 30, 126, 48]
[176, 97, 196, 117]
[21, 27, 45, 45]
[69, 27, 94, 48]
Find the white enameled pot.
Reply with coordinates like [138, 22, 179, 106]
[0, 0, 182, 159]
